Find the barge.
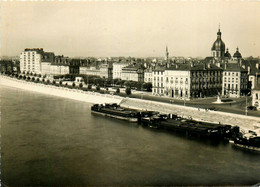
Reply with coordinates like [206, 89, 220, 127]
[229, 131, 260, 152]
[91, 103, 140, 122]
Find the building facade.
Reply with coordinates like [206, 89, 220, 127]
[112, 61, 129, 79]
[252, 84, 260, 110]
[162, 64, 222, 99]
[121, 64, 144, 82]
[152, 66, 165, 96]
[222, 63, 248, 97]
[144, 69, 153, 83]
[20, 48, 44, 74]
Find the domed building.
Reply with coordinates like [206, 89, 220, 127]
[224, 48, 231, 59]
[233, 47, 242, 61]
[211, 27, 225, 60]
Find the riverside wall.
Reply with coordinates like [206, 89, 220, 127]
[0, 76, 122, 104]
[120, 97, 260, 132]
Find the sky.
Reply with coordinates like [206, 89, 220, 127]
[1, 1, 260, 58]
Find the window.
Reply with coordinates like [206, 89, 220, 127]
[256, 94, 258, 100]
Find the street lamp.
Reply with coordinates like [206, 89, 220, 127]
[245, 95, 248, 116]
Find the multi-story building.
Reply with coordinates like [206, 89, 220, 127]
[100, 62, 113, 81]
[50, 64, 70, 75]
[112, 61, 129, 79]
[222, 63, 248, 97]
[163, 63, 222, 99]
[144, 68, 153, 83]
[121, 64, 144, 82]
[252, 82, 260, 110]
[20, 48, 55, 75]
[243, 61, 260, 90]
[152, 66, 165, 96]
[79, 66, 100, 76]
[20, 48, 44, 74]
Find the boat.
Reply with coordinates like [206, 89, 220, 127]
[140, 111, 167, 129]
[229, 131, 260, 152]
[159, 117, 233, 139]
[91, 103, 140, 122]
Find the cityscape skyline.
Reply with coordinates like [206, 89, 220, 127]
[1, 1, 260, 58]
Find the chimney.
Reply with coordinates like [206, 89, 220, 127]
[256, 63, 259, 70]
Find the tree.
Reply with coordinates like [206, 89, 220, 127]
[59, 81, 63, 86]
[96, 85, 100, 91]
[47, 79, 50, 84]
[79, 83, 83, 88]
[36, 78, 40, 82]
[42, 78, 45, 83]
[23, 75, 26, 80]
[116, 88, 120, 93]
[72, 82, 75, 87]
[88, 84, 92, 89]
[143, 82, 152, 92]
[53, 80, 56, 85]
[32, 77, 35, 81]
[125, 87, 131, 95]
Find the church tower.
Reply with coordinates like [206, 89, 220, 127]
[211, 25, 225, 60]
[165, 45, 169, 62]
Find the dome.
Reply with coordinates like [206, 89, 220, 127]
[211, 29, 225, 51]
[233, 47, 242, 58]
[211, 39, 225, 51]
[224, 48, 231, 58]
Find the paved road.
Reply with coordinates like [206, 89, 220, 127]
[130, 92, 260, 117]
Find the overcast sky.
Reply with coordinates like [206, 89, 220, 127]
[1, 1, 260, 58]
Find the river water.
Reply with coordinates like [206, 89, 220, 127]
[1, 86, 260, 186]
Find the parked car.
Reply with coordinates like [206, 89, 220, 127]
[247, 106, 257, 111]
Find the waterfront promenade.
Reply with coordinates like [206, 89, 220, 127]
[1, 75, 260, 133]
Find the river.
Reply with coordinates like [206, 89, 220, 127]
[1, 86, 260, 186]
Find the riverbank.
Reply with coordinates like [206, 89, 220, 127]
[120, 98, 260, 133]
[1, 75, 260, 132]
[0, 75, 122, 104]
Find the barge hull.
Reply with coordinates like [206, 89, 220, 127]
[91, 110, 138, 122]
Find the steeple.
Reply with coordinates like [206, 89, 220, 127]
[217, 24, 222, 39]
[165, 45, 169, 62]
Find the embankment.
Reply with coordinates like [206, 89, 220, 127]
[0, 76, 122, 104]
[2, 75, 260, 132]
[120, 97, 260, 131]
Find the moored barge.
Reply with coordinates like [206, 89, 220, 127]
[229, 131, 260, 152]
[91, 103, 140, 122]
